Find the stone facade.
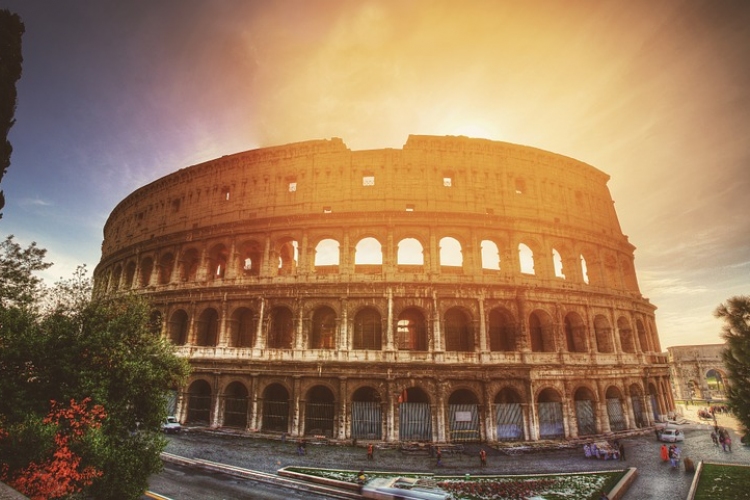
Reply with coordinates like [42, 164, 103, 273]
[668, 344, 728, 403]
[94, 135, 673, 444]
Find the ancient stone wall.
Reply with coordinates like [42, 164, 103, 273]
[95, 135, 672, 443]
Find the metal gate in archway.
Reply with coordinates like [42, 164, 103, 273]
[449, 404, 480, 442]
[538, 402, 564, 439]
[399, 402, 432, 441]
[607, 398, 626, 431]
[575, 400, 596, 436]
[351, 401, 382, 440]
[494, 403, 524, 441]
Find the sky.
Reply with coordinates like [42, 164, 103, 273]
[0, 0, 748, 349]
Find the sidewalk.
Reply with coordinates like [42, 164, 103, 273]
[163, 419, 749, 500]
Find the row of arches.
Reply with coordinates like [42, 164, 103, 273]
[164, 301, 656, 355]
[97, 231, 639, 294]
[177, 377, 672, 442]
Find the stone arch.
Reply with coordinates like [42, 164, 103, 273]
[574, 386, 597, 436]
[304, 385, 336, 437]
[139, 256, 154, 287]
[168, 309, 189, 345]
[186, 379, 212, 424]
[268, 306, 294, 349]
[617, 316, 636, 353]
[262, 383, 290, 433]
[195, 308, 219, 347]
[310, 306, 337, 349]
[536, 387, 564, 439]
[529, 309, 555, 352]
[229, 307, 256, 347]
[396, 307, 428, 351]
[594, 315, 614, 353]
[223, 381, 248, 428]
[488, 307, 516, 352]
[444, 307, 474, 352]
[564, 311, 587, 352]
[353, 307, 382, 350]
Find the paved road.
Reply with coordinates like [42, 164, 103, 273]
[151, 414, 749, 500]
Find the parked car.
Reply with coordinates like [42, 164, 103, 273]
[162, 416, 182, 434]
[659, 428, 684, 443]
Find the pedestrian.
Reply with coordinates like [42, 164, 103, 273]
[435, 447, 443, 467]
[479, 448, 487, 468]
[618, 442, 625, 461]
[660, 444, 669, 462]
[367, 443, 374, 461]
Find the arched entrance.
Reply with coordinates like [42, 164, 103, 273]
[399, 387, 432, 441]
[574, 387, 597, 436]
[537, 388, 564, 439]
[351, 386, 382, 440]
[448, 389, 480, 442]
[305, 385, 336, 438]
[606, 386, 626, 431]
[223, 382, 248, 429]
[262, 384, 289, 433]
[493, 388, 524, 441]
[186, 380, 212, 424]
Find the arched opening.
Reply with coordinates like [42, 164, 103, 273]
[223, 382, 248, 429]
[397, 238, 424, 265]
[480, 240, 501, 270]
[351, 386, 382, 440]
[606, 386, 626, 431]
[305, 386, 335, 438]
[537, 388, 564, 439]
[396, 308, 427, 351]
[268, 307, 294, 349]
[262, 383, 289, 433]
[196, 308, 219, 347]
[439, 236, 463, 267]
[444, 307, 474, 352]
[448, 389, 480, 442]
[564, 312, 587, 353]
[574, 387, 597, 436]
[168, 310, 189, 345]
[489, 307, 516, 352]
[594, 315, 614, 353]
[139, 257, 154, 287]
[230, 307, 255, 347]
[186, 380, 212, 424]
[311, 306, 337, 349]
[353, 308, 382, 350]
[494, 388, 524, 441]
[398, 387, 431, 441]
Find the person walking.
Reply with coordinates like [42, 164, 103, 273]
[367, 443, 374, 461]
[479, 448, 487, 468]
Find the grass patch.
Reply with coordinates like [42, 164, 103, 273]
[694, 463, 750, 499]
[284, 466, 626, 500]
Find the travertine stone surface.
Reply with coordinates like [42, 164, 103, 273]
[95, 135, 672, 444]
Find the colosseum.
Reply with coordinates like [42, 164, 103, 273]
[95, 134, 673, 444]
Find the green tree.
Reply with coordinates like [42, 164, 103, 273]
[0, 237, 190, 499]
[715, 296, 750, 435]
[0, 9, 25, 218]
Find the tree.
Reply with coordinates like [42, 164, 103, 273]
[0, 9, 25, 218]
[0, 237, 190, 499]
[715, 296, 750, 435]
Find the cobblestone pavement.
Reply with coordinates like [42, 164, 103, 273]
[163, 413, 749, 500]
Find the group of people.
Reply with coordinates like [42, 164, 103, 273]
[583, 441, 625, 461]
[710, 426, 732, 452]
[660, 443, 681, 468]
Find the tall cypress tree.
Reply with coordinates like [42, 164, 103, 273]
[715, 296, 750, 436]
[0, 9, 25, 219]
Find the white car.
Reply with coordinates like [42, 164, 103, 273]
[162, 416, 182, 434]
[659, 428, 684, 442]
